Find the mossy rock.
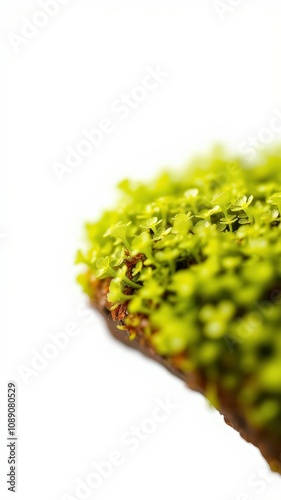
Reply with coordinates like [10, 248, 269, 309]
[76, 148, 281, 441]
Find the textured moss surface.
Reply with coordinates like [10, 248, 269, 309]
[76, 148, 281, 434]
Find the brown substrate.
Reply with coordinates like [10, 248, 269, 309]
[91, 277, 281, 473]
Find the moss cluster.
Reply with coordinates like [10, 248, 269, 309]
[76, 148, 281, 434]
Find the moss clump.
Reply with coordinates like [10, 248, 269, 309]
[76, 148, 281, 435]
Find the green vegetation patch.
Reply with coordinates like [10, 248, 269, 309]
[76, 148, 281, 433]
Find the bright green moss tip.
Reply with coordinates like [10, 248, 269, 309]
[76, 147, 281, 433]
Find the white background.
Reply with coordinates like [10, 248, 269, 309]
[2, 1, 281, 499]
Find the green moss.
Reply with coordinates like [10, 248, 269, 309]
[76, 148, 281, 433]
